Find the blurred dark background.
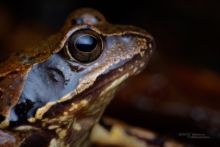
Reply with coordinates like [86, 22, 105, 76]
[0, 0, 220, 146]
[1, 0, 220, 71]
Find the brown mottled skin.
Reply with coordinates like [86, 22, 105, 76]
[0, 8, 154, 147]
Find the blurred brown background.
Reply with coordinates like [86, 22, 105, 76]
[0, 0, 219, 146]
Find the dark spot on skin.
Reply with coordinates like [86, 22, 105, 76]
[0, 115, 5, 123]
[14, 99, 34, 121]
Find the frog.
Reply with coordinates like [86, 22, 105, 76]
[0, 8, 154, 147]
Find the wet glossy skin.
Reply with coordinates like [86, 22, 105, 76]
[0, 8, 154, 147]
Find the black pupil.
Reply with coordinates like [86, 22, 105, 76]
[74, 35, 97, 52]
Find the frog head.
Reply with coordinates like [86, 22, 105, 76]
[0, 8, 154, 146]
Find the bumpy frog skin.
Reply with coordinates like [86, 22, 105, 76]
[0, 8, 154, 147]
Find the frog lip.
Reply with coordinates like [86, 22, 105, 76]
[97, 54, 149, 85]
[76, 52, 151, 99]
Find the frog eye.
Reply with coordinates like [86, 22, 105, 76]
[66, 29, 103, 63]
